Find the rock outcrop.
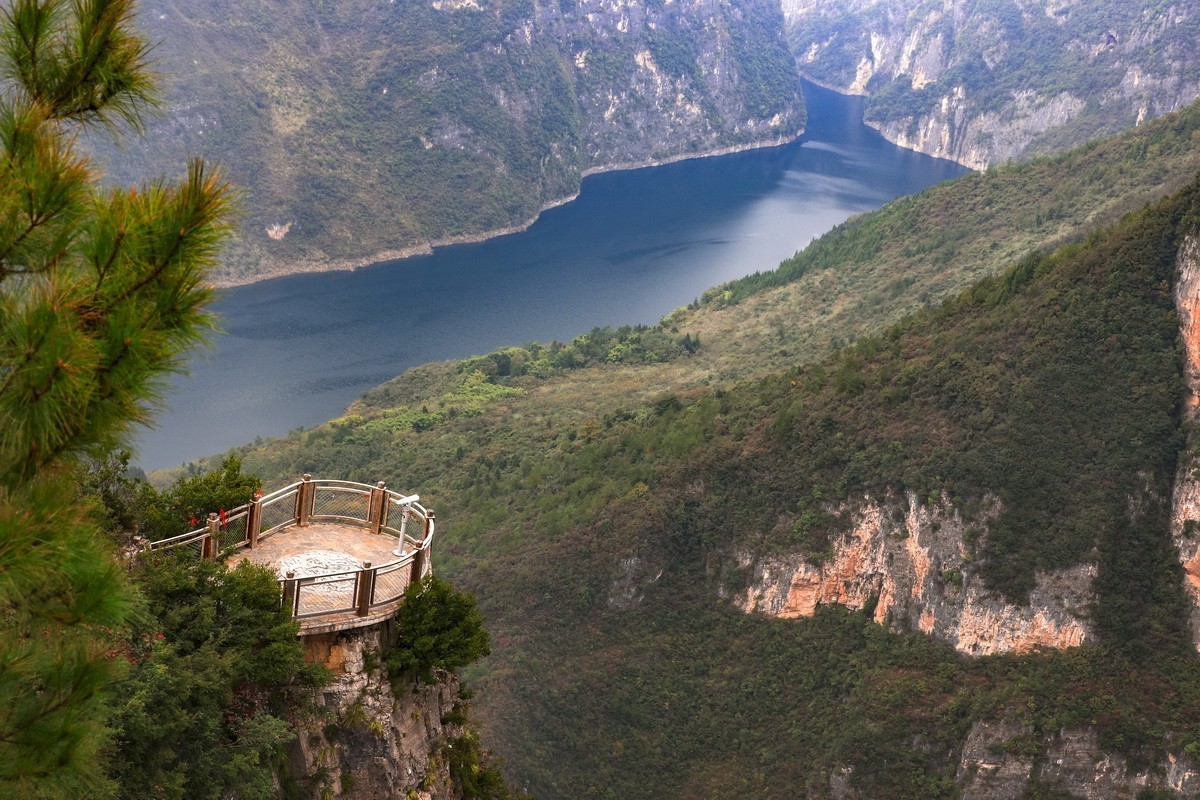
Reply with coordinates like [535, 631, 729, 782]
[956, 721, 1035, 800]
[786, 0, 1200, 168]
[956, 722, 1200, 800]
[737, 491, 1093, 655]
[825, 719, 1200, 798]
[1173, 235, 1200, 650]
[289, 626, 464, 800]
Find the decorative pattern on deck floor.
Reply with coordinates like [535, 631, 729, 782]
[229, 523, 415, 634]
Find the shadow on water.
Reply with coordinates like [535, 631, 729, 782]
[136, 81, 969, 470]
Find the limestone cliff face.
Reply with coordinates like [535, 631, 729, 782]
[868, 88, 1087, 172]
[960, 724, 1200, 796]
[566, 0, 801, 168]
[785, 0, 1200, 168]
[1173, 235, 1200, 650]
[289, 626, 463, 800]
[736, 492, 1093, 655]
[827, 719, 1200, 799]
[955, 722, 1200, 800]
[94, 0, 801, 285]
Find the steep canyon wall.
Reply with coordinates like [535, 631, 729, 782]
[1174, 235, 1200, 650]
[785, 0, 1200, 169]
[289, 626, 465, 800]
[97, 0, 802, 284]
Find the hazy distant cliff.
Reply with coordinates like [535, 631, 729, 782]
[97, 0, 801, 284]
[785, 0, 1200, 168]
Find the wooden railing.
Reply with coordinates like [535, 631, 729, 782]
[144, 475, 434, 623]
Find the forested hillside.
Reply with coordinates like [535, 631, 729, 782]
[787, 0, 1200, 168]
[199, 101, 1200, 796]
[92, 0, 800, 284]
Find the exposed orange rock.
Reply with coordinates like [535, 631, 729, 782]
[1172, 235, 1200, 650]
[738, 492, 1093, 656]
[954, 601, 1088, 655]
[756, 507, 888, 620]
[1176, 236, 1200, 409]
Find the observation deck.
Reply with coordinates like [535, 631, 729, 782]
[144, 475, 434, 635]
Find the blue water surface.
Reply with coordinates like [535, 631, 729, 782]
[137, 81, 968, 470]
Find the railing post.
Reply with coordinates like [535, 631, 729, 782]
[413, 511, 434, 580]
[247, 491, 263, 549]
[356, 561, 376, 617]
[202, 512, 220, 559]
[369, 481, 387, 534]
[281, 571, 298, 618]
[296, 474, 314, 527]
[410, 548, 425, 586]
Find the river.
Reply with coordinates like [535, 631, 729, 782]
[136, 82, 969, 470]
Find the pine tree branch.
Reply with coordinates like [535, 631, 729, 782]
[0, 320, 52, 399]
[109, 229, 185, 306]
[90, 227, 125, 291]
[0, 665, 96, 747]
[0, 215, 49, 267]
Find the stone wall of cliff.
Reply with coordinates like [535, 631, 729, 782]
[734, 491, 1093, 656]
[785, 0, 1200, 169]
[950, 722, 1200, 800]
[288, 625, 464, 800]
[566, 0, 801, 167]
[1173, 234, 1200, 651]
[93, 0, 802, 285]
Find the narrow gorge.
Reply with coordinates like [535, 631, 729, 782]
[785, 0, 1200, 169]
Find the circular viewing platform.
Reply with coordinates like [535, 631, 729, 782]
[144, 476, 434, 635]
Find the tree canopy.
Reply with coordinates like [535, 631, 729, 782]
[0, 1, 231, 794]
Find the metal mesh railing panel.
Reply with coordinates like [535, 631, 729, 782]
[221, 512, 249, 547]
[294, 573, 359, 618]
[311, 487, 371, 523]
[260, 491, 297, 535]
[371, 562, 413, 606]
[381, 502, 419, 537]
[147, 527, 207, 551]
[183, 536, 206, 559]
[141, 478, 437, 625]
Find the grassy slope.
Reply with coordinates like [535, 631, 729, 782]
[210, 105, 1200, 795]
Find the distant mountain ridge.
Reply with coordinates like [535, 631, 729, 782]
[786, 0, 1200, 168]
[102, 1, 1200, 286]
[94, 0, 801, 285]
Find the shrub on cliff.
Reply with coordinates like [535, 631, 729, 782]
[106, 554, 323, 800]
[388, 577, 491, 684]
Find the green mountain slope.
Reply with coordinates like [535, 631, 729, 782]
[193, 102, 1200, 796]
[92, 0, 800, 285]
[462, 174, 1200, 798]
